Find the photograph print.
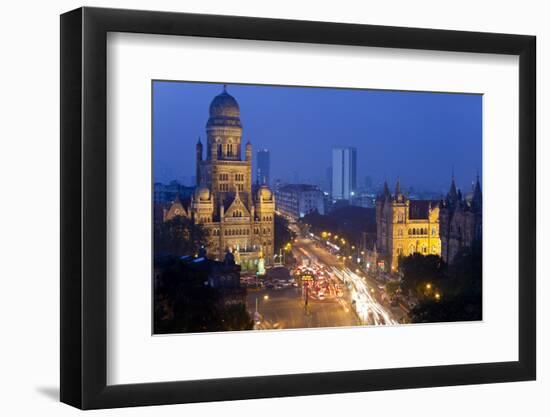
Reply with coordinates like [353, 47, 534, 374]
[153, 81, 482, 334]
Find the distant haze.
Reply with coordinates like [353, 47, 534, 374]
[153, 81, 482, 194]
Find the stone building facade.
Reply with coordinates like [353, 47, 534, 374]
[164, 86, 275, 271]
[275, 184, 325, 221]
[376, 179, 441, 272]
[439, 175, 482, 264]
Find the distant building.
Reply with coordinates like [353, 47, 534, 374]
[275, 184, 325, 221]
[154, 180, 195, 204]
[376, 179, 441, 272]
[256, 149, 270, 186]
[439, 175, 482, 264]
[332, 147, 357, 201]
[354, 193, 377, 209]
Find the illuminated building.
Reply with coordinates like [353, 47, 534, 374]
[376, 179, 441, 271]
[164, 86, 275, 271]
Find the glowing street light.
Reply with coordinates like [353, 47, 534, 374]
[435, 292, 441, 301]
[263, 294, 269, 300]
[425, 283, 432, 290]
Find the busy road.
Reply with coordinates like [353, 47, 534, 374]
[246, 235, 402, 330]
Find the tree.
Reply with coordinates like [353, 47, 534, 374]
[408, 242, 482, 323]
[221, 303, 254, 331]
[154, 260, 254, 334]
[399, 253, 445, 298]
[154, 215, 207, 257]
[274, 213, 295, 253]
[385, 280, 401, 297]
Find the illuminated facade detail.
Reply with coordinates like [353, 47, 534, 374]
[376, 179, 441, 271]
[165, 86, 275, 270]
[439, 175, 482, 264]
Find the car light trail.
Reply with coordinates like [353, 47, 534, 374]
[330, 267, 398, 325]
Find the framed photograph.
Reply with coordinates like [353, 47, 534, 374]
[60, 7, 536, 409]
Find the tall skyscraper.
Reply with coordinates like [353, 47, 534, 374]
[256, 149, 270, 186]
[331, 147, 357, 201]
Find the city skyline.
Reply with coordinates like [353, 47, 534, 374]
[154, 81, 483, 334]
[153, 81, 482, 193]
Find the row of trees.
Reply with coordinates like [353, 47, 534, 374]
[154, 259, 253, 333]
[154, 215, 207, 257]
[274, 214, 296, 266]
[399, 241, 482, 323]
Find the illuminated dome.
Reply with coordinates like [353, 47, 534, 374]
[257, 185, 273, 201]
[207, 86, 242, 128]
[195, 186, 211, 201]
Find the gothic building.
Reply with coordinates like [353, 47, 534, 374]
[164, 86, 275, 271]
[375, 179, 441, 272]
[439, 175, 482, 264]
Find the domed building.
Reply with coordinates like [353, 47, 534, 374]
[164, 86, 275, 271]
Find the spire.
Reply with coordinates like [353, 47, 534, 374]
[448, 171, 458, 204]
[223, 84, 228, 93]
[197, 136, 202, 145]
[472, 172, 482, 211]
[383, 179, 390, 197]
[395, 177, 401, 196]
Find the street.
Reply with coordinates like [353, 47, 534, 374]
[246, 235, 404, 330]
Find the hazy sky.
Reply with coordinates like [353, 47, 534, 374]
[153, 81, 482, 194]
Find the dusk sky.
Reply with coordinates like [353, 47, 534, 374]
[153, 81, 482, 194]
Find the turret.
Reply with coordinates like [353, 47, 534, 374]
[471, 173, 482, 212]
[447, 172, 459, 206]
[206, 85, 242, 161]
[380, 179, 391, 201]
[196, 137, 203, 185]
[245, 140, 252, 162]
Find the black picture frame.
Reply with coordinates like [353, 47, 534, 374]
[60, 6, 536, 410]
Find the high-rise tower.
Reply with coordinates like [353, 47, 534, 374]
[331, 147, 357, 201]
